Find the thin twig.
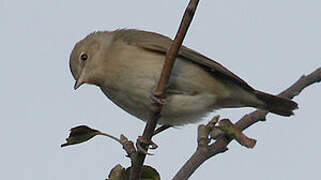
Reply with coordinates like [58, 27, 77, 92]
[97, 132, 122, 144]
[173, 67, 321, 180]
[129, 0, 200, 179]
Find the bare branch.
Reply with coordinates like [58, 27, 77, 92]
[173, 67, 321, 180]
[129, 0, 200, 179]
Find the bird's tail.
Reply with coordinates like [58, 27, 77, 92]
[254, 90, 298, 116]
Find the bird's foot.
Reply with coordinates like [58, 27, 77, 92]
[150, 92, 167, 105]
[136, 136, 158, 155]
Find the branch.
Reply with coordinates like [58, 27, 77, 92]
[173, 67, 321, 180]
[129, 0, 200, 179]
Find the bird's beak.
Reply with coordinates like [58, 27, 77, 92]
[74, 79, 84, 90]
[74, 72, 86, 90]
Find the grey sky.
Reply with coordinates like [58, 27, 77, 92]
[1, 0, 321, 179]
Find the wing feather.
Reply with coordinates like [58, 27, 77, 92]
[114, 29, 255, 92]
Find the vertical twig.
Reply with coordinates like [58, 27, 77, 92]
[129, 0, 200, 179]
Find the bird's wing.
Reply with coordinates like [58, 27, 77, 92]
[115, 29, 255, 92]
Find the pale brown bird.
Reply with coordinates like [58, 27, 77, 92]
[69, 29, 298, 126]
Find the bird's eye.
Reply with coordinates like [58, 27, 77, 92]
[80, 52, 88, 61]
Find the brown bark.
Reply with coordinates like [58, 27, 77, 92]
[128, 0, 200, 179]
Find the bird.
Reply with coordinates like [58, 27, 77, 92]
[69, 29, 298, 126]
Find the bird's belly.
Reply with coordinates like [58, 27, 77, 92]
[100, 84, 154, 123]
[100, 84, 217, 126]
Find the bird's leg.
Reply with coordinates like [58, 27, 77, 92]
[153, 125, 172, 136]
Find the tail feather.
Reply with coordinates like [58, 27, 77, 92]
[254, 90, 298, 116]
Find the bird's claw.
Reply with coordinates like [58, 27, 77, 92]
[150, 93, 166, 105]
[136, 136, 158, 155]
[136, 143, 154, 155]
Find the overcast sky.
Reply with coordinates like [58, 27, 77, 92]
[1, 0, 321, 179]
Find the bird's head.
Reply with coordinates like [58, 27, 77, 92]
[69, 31, 114, 90]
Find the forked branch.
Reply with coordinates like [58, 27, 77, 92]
[173, 67, 321, 180]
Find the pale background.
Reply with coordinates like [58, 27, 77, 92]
[1, 0, 321, 179]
